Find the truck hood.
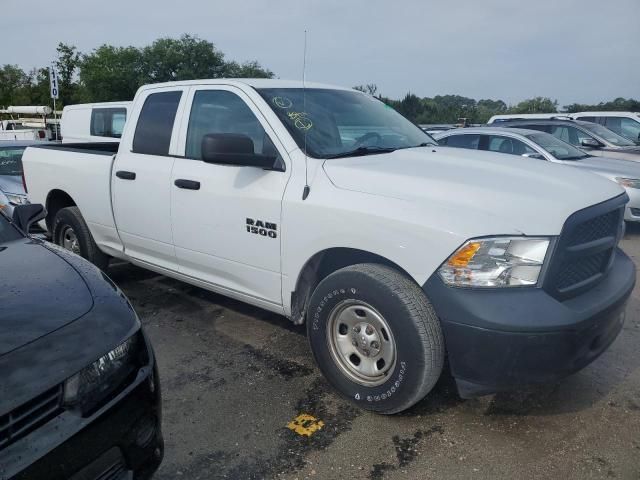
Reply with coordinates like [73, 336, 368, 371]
[322, 147, 625, 236]
[0, 175, 25, 195]
[566, 155, 640, 179]
[0, 239, 93, 357]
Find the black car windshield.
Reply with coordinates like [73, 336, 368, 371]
[580, 123, 635, 147]
[257, 88, 436, 158]
[0, 147, 26, 176]
[526, 133, 589, 160]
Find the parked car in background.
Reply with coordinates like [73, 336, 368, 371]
[498, 119, 640, 161]
[0, 141, 33, 216]
[419, 124, 456, 135]
[435, 127, 640, 222]
[487, 113, 560, 124]
[21, 79, 636, 413]
[61, 101, 131, 143]
[0, 204, 163, 480]
[572, 112, 640, 144]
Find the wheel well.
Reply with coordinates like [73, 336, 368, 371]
[45, 190, 76, 232]
[290, 248, 413, 325]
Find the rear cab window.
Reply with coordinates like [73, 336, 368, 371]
[132, 91, 182, 155]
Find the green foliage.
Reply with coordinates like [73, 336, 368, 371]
[1, 34, 274, 108]
[563, 97, 640, 113]
[508, 96, 558, 114]
[353, 83, 639, 124]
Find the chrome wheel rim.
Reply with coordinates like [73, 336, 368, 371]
[326, 300, 396, 387]
[61, 226, 80, 255]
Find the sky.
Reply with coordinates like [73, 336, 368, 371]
[3, 0, 639, 106]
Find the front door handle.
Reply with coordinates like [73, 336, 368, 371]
[174, 179, 201, 190]
[116, 170, 136, 180]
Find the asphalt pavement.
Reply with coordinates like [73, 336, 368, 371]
[106, 226, 640, 480]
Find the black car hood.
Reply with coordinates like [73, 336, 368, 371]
[0, 239, 93, 357]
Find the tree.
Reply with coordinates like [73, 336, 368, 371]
[55, 43, 82, 105]
[353, 84, 378, 96]
[0, 65, 30, 107]
[508, 97, 558, 114]
[79, 45, 145, 101]
[224, 60, 274, 78]
[141, 35, 227, 82]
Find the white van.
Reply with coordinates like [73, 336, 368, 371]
[571, 112, 640, 143]
[61, 102, 131, 143]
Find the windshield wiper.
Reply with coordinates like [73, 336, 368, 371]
[325, 146, 398, 159]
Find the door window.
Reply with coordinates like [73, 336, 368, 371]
[615, 117, 640, 142]
[186, 90, 275, 160]
[548, 125, 592, 147]
[132, 91, 182, 155]
[443, 134, 480, 150]
[484, 135, 538, 156]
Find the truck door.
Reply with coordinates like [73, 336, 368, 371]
[170, 86, 290, 307]
[111, 87, 187, 270]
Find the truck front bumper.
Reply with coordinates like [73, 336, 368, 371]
[424, 248, 635, 398]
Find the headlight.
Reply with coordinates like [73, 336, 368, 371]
[64, 334, 145, 414]
[4, 193, 29, 206]
[615, 177, 640, 189]
[438, 237, 550, 287]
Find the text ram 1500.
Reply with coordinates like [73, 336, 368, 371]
[22, 80, 636, 414]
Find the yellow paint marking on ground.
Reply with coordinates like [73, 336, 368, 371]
[287, 413, 325, 437]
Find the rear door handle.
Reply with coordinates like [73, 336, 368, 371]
[116, 170, 136, 180]
[174, 179, 200, 190]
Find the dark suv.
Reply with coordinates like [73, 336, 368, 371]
[500, 119, 640, 161]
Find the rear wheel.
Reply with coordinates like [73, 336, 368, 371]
[53, 206, 110, 271]
[307, 263, 444, 414]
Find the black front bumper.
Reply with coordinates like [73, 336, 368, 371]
[3, 363, 163, 480]
[424, 248, 635, 398]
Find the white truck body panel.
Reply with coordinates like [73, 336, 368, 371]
[22, 79, 625, 317]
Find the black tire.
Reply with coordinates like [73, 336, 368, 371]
[307, 263, 444, 414]
[52, 206, 110, 271]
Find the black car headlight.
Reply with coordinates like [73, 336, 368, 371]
[63, 333, 147, 415]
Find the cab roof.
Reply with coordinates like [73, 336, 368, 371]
[138, 78, 354, 92]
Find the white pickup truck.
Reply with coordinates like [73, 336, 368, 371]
[22, 79, 635, 413]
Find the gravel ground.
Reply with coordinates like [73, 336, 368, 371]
[106, 226, 640, 480]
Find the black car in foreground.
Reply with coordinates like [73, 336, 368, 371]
[1, 205, 163, 480]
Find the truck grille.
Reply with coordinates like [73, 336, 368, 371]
[0, 385, 63, 452]
[545, 195, 626, 300]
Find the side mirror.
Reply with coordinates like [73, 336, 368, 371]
[201, 133, 278, 169]
[522, 153, 546, 160]
[581, 137, 601, 148]
[12, 203, 46, 234]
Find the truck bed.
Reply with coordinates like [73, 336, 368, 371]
[22, 142, 123, 256]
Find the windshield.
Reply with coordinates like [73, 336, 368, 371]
[0, 147, 26, 176]
[257, 88, 436, 158]
[526, 133, 589, 160]
[581, 123, 635, 147]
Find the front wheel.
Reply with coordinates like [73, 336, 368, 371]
[52, 206, 110, 271]
[307, 263, 444, 414]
